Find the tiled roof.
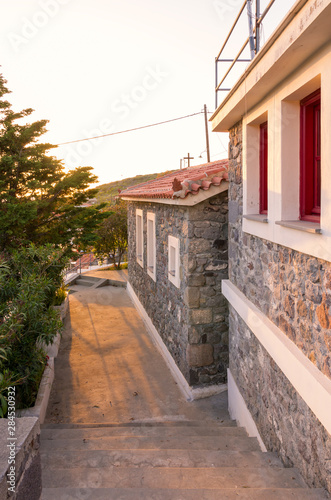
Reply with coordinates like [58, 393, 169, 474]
[119, 160, 229, 200]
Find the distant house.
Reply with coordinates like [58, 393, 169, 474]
[212, 0, 331, 494]
[120, 160, 229, 400]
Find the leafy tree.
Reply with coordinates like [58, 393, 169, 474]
[94, 201, 128, 268]
[0, 245, 66, 411]
[0, 73, 111, 414]
[0, 73, 108, 252]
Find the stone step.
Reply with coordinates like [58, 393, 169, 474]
[75, 279, 95, 287]
[40, 449, 282, 469]
[41, 419, 234, 429]
[93, 278, 109, 288]
[41, 487, 329, 500]
[41, 424, 243, 440]
[106, 279, 126, 288]
[40, 434, 261, 452]
[76, 276, 103, 283]
[41, 466, 307, 490]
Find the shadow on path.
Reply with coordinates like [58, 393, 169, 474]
[45, 284, 228, 424]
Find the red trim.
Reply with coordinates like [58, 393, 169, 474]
[300, 89, 321, 222]
[259, 121, 268, 214]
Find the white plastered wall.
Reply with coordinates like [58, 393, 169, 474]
[242, 43, 331, 263]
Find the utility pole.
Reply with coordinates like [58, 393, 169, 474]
[204, 104, 211, 163]
[184, 153, 194, 168]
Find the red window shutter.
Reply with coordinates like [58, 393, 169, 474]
[259, 121, 268, 214]
[300, 89, 321, 222]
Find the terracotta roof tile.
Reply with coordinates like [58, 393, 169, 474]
[119, 159, 229, 200]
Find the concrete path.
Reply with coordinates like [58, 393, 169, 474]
[83, 268, 128, 283]
[42, 279, 328, 499]
[45, 281, 227, 424]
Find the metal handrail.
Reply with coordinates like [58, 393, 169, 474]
[64, 253, 95, 277]
[215, 0, 276, 109]
[216, 36, 251, 93]
[215, 0, 247, 61]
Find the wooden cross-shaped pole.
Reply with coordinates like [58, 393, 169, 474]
[184, 153, 194, 168]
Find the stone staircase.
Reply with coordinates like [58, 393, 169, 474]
[74, 275, 109, 289]
[71, 275, 126, 290]
[40, 419, 328, 499]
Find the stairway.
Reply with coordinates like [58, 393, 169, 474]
[74, 275, 109, 288]
[40, 419, 328, 499]
[71, 275, 126, 289]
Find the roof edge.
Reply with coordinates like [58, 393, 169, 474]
[121, 181, 229, 206]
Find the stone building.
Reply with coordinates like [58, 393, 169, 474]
[120, 160, 229, 399]
[211, 0, 331, 494]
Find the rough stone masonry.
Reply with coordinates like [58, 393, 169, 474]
[127, 190, 229, 388]
[228, 120, 331, 494]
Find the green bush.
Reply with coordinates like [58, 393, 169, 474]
[0, 244, 68, 413]
[53, 285, 68, 306]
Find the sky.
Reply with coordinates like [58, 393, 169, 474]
[0, 0, 296, 186]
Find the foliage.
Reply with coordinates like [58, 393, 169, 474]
[0, 245, 66, 412]
[94, 201, 128, 269]
[94, 170, 176, 208]
[53, 285, 68, 306]
[0, 370, 25, 417]
[0, 73, 109, 252]
[0, 72, 113, 414]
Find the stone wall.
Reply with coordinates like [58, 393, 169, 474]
[0, 417, 42, 500]
[228, 121, 331, 493]
[127, 191, 228, 387]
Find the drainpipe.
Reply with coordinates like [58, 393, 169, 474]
[255, 0, 260, 54]
[247, 0, 255, 59]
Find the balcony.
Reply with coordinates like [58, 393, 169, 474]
[214, 0, 298, 109]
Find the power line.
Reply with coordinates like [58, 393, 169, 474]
[56, 111, 207, 146]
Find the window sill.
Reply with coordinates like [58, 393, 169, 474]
[243, 214, 268, 223]
[147, 266, 156, 281]
[275, 220, 322, 234]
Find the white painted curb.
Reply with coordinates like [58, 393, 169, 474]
[228, 369, 267, 452]
[127, 282, 227, 401]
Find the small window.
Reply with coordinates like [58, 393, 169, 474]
[244, 111, 268, 218]
[168, 235, 180, 288]
[259, 121, 268, 214]
[147, 212, 156, 281]
[136, 209, 143, 267]
[300, 89, 321, 222]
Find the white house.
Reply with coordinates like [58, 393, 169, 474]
[211, 0, 331, 493]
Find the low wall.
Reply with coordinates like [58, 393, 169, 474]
[17, 358, 54, 425]
[0, 417, 41, 500]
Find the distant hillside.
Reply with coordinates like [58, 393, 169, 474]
[94, 170, 175, 207]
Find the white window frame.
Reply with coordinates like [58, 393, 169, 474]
[136, 209, 143, 268]
[147, 212, 156, 281]
[244, 111, 268, 218]
[168, 235, 180, 288]
[242, 66, 331, 263]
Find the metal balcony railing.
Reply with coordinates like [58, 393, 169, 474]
[215, 0, 277, 109]
[64, 252, 96, 278]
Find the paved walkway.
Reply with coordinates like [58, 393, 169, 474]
[83, 268, 128, 283]
[45, 279, 227, 425]
[42, 279, 328, 499]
